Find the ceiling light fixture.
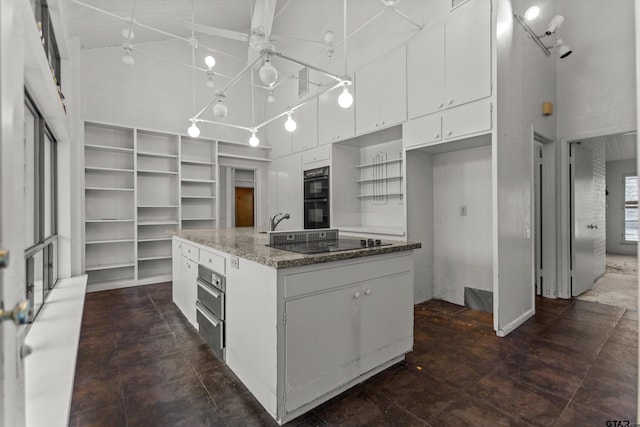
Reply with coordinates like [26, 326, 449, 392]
[513, 13, 573, 59]
[259, 57, 278, 86]
[121, 27, 135, 40]
[204, 55, 216, 68]
[122, 43, 134, 65]
[544, 15, 565, 36]
[187, 119, 200, 137]
[284, 111, 297, 132]
[206, 72, 216, 89]
[249, 130, 260, 147]
[267, 91, 276, 104]
[524, 6, 540, 21]
[338, 82, 353, 109]
[213, 97, 228, 118]
[548, 38, 573, 58]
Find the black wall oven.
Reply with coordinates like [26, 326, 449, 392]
[303, 166, 329, 229]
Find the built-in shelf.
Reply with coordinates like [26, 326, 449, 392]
[356, 193, 404, 198]
[85, 166, 134, 173]
[137, 170, 178, 175]
[85, 262, 136, 272]
[85, 144, 134, 154]
[86, 239, 135, 244]
[181, 179, 216, 183]
[356, 158, 403, 168]
[356, 175, 403, 183]
[138, 237, 172, 242]
[218, 153, 271, 162]
[138, 255, 172, 262]
[137, 151, 179, 159]
[181, 196, 216, 199]
[85, 187, 134, 192]
[182, 218, 216, 221]
[219, 140, 272, 150]
[137, 221, 179, 226]
[85, 219, 134, 223]
[137, 205, 179, 208]
[181, 159, 216, 166]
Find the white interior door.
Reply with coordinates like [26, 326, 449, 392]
[572, 143, 597, 296]
[534, 143, 543, 295]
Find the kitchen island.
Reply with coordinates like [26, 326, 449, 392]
[172, 228, 420, 425]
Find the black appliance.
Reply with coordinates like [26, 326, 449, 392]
[196, 265, 226, 361]
[303, 166, 329, 229]
[268, 237, 391, 254]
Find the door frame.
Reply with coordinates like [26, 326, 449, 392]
[558, 126, 636, 299]
[218, 161, 263, 229]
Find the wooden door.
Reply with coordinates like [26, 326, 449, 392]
[235, 187, 254, 227]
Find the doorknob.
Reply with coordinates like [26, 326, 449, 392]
[0, 300, 30, 325]
[587, 224, 599, 230]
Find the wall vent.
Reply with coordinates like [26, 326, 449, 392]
[298, 67, 309, 97]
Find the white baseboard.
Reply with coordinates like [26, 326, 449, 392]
[496, 308, 534, 337]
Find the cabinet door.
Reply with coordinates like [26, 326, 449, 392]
[445, 0, 491, 108]
[172, 239, 183, 309]
[266, 120, 292, 159]
[293, 98, 318, 152]
[275, 154, 303, 230]
[407, 24, 445, 119]
[184, 257, 198, 328]
[355, 61, 380, 135]
[360, 273, 413, 373]
[403, 114, 442, 150]
[318, 86, 356, 144]
[284, 285, 360, 412]
[442, 99, 492, 140]
[379, 47, 407, 128]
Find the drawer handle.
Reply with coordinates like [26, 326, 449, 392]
[434, 133, 440, 139]
[447, 130, 453, 136]
[196, 301, 220, 327]
[197, 278, 221, 298]
[365, 289, 371, 296]
[448, 99, 453, 105]
[438, 103, 444, 108]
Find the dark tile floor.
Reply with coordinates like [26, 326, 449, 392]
[70, 283, 638, 426]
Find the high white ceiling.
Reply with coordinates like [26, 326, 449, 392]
[583, 132, 637, 162]
[66, 0, 276, 48]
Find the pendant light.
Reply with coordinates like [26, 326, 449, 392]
[249, 130, 259, 147]
[284, 111, 297, 132]
[259, 57, 278, 86]
[213, 95, 228, 118]
[187, 119, 200, 137]
[267, 91, 276, 104]
[338, 84, 353, 109]
[337, 0, 353, 109]
[205, 55, 216, 88]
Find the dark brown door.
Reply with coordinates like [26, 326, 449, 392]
[235, 187, 254, 227]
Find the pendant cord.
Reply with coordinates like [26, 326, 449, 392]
[343, 0, 347, 77]
[191, 0, 196, 116]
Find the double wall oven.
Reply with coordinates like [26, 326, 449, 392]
[303, 166, 329, 229]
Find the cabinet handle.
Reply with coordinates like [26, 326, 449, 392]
[434, 134, 440, 139]
[365, 289, 371, 296]
[381, 121, 385, 125]
[447, 130, 453, 136]
[353, 291, 361, 299]
[448, 99, 454, 105]
[375, 123, 378, 127]
[438, 103, 444, 108]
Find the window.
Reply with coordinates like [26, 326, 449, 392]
[24, 94, 58, 321]
[624, 175, 638, 242]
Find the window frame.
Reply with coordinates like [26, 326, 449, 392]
[622, 173, 638, 244]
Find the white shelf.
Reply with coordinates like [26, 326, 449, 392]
[85, 187, 134, 192]
[357, 175, 403, 183]
[85, 166, 134, 173]
[181, 179, 216, 183]
[218, 153, 271, 162]
[182, 218, 216, 221]
[181, 196, 216, 199]
[138, 205, 179, 208]
[85, 262, 136, 272]
[137, 151, 178, 159]
[356, 158, 403, 168]
[219, 140, 272, 150]
[138, 237, 173, 242]
[181, 159, 216, 166]
[356, 193, 404, 198]
[138, 221, 179, 226]
[138, 255, 172, 262]
[85, 219, 134, 223]
[86, 239, 135, 245]
[85, 144, 134, 154]
[137, 170, 178, 175]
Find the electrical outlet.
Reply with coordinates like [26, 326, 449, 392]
[460, 205, 467, 216]
[231, 256, 239, 269]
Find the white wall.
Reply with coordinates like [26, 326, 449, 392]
[606, 159, 638, 255]
[557, 0, 636, 140]
[82, 37, 265, 143]
[432, 146, 493, 306]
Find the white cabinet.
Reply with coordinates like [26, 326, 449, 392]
[302, 145, 330, 166]
[283, 269, 413, 413]
[172, 239, 198, 328]
[292, 99, 318, 152]
[271, 154, 303, 230]
[407, 0, 491, 120]
[403, 99, 492, 150]
[318, 84, 355, 145]
[355, 48, 407, 135]
[171, 238, 183, 314]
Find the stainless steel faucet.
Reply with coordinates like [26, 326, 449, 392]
[269, 212, 290, 231]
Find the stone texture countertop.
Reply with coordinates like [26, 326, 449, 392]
[172, 228, 421, 269]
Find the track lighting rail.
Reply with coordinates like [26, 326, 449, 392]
[513, 13, 551, 56]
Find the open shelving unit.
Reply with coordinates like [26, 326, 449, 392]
[180, 136, 217, 230]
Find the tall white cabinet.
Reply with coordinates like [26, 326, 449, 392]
[83, 121, 269, 291]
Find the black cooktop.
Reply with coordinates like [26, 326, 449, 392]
[267, 238, 391, 254]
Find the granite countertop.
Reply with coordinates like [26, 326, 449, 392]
[172, 228, 421, 269]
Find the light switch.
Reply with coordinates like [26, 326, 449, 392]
[460, 205, 467, 216]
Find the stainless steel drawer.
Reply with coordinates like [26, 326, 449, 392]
[196, 301, 225, 361]
[197, 278, 224, 320]
[197, 265, 225, 292]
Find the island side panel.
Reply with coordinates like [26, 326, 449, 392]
[225, 255, 279, 417]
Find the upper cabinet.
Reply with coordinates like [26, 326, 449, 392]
[318, 82, 356, 145]
[355, 48, 407, 136]
[292, 98, 318, 152]
[407, 0, 491, 120]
